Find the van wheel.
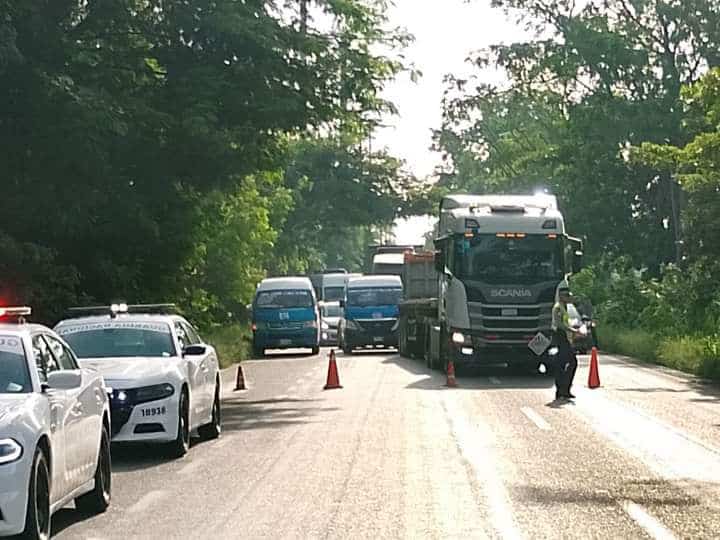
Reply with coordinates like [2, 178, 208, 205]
[76, 423, 112, 514]
[23, 447, 51, 540]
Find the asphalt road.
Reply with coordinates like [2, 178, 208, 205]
[53, 349, 720, 539]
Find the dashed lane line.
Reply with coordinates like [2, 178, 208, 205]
[520, 407, 551, 431]
[622, 501, 678, 540]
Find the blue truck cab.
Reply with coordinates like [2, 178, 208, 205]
[251, 277, 320, 357]
[339, 275, 403, 353]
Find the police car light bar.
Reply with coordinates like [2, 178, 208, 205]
[67, 303, 178, 318]
[0, 306, 32, 324]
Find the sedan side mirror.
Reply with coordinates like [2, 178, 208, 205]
[183, 345, 207, 356]
[45, 370, 82, 391]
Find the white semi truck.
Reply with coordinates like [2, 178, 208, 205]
[398, 194, 583, 372]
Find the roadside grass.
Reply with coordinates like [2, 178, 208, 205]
[600, 325, 720, 381]
[204, 324, 252, 369]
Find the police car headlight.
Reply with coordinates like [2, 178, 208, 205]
[134, 383, 175, 405]
[452, 332, 465, 344]
[0, 439, 23, 465]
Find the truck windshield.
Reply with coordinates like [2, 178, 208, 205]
[256, 290, 313, 309]
[347, 288, 402, 307]
[454, 235, 563, 285]
[0, 336, 31, 393]
[60, 326, 176, 359]
[323, 287, 345, 302]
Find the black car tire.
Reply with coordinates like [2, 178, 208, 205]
[167, 389, 190, 458]
[22, 447, 51, 540]
[198, 383, 222, 440]
[75, 423, 112, 514]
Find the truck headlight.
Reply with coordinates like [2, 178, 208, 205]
[452, 332, 465, 344]
[134, 383, 175, 405]
[0, 439, 23, 465]
[321, 321, 329, 330]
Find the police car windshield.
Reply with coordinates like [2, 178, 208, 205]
[347, 288, 402, 307]
[59, 323, 176, 359]
[256, 290, 313, 309]
[454, 235, 563, 285]
[0, 336, 31, 393]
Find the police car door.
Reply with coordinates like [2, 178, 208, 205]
[45, 334, 100, 485]
[32, 335, 76, 500]
[174, 321, 206, 427]
[181, 321, 213, 421]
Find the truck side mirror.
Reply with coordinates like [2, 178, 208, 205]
[572, 250, 584, 274]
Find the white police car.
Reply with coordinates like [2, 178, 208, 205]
[54, 304, 221, 458]
[0, 307, 111, 539]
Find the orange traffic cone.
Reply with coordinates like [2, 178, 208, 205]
[324, 350, 343, 390]
[445, 360, 458, 388]
[234, 363, 246, 391]
[588, 347, 601, 389]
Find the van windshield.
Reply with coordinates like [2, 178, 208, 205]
[256, 290, 313, 309]
[347, 288, 402, 307]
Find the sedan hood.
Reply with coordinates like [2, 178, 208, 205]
[78, 357, 180, 386]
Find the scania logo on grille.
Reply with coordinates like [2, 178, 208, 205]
[490, 288, 533, 298]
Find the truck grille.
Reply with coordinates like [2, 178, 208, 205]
[269, 321, 305, 330]
[468, 301, 552, 340]
[357, 320, 396, 334]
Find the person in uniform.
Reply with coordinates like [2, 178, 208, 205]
[552, 287, 581, 400]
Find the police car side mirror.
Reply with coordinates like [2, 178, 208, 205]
[46, 370, 82, 391]
[183, 345, 207, 356]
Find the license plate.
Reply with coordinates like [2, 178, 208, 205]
[501, 308, 518, 317]
[373, 336, 384, 343]
[279, 339, 292, 346]
[528, 332, 551, 356]
[279, 311, 290, 320]
[140, 406, 167, 418]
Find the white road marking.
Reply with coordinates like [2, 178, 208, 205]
[126, 490, 168, 514]
[489, 377, 502, 385]
[444, 396, 523, 540]
[571, 389, 720, 483]
[520, 407, 551, 431]
[622, 501, 677, 540]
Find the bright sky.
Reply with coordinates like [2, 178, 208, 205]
[382, 0, 528, 244]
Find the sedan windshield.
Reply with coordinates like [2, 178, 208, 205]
[60, 325, 176, 359]
[455, 235, 563, 285]
[347, 288, 402, 307]
[256, 290, 313, 309]
[0, 336, 31, 393]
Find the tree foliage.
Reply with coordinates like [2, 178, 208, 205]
[0, 0, 412, 325]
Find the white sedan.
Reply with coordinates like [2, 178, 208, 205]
[54, 305, 221, 458]
[0, 308, 111, 539]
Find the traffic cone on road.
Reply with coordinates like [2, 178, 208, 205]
[324, 350, 343, 390]
[445, 360, 458, 388]
[588, 347, 601, 389]
[234, 363, 246, 391]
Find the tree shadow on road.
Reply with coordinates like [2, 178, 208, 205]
[515, 478, 702, 508]
[221, 396, 339, 433]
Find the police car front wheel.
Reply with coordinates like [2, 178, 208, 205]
[22, 447, 51, 540]
[167, 389, 190, 458]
